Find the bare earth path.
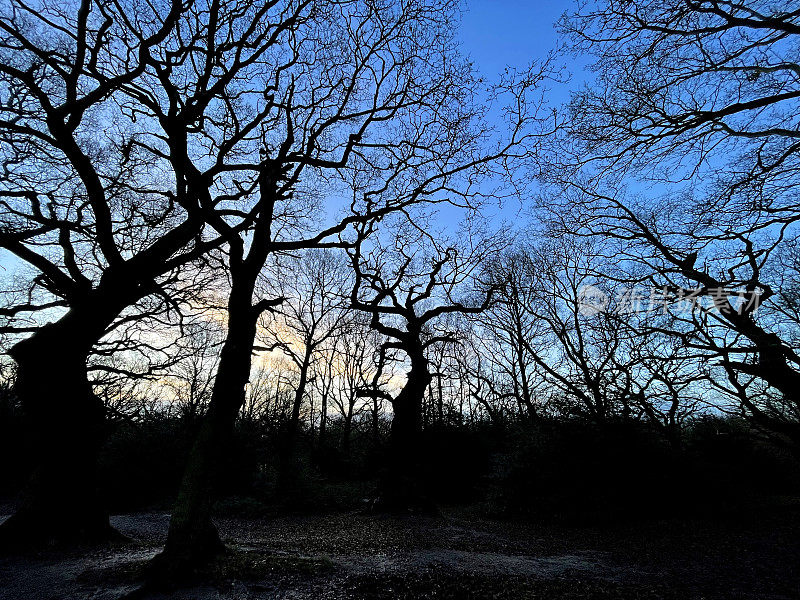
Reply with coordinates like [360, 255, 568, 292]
[1, 501, 798, 599]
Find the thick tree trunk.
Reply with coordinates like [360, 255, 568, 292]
[156, 286, 258, 573]
[377, 352, 433, 511]
[0, 302, 123, 550]
[0, 215, 198, 552]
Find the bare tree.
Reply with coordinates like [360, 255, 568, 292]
[257, 248, 351, 490]
[349, 219, 504, 508]
[329, 311, 384, 454]
[165, 320, 226, 422]
[241, 353, 299, 428]
[553, 0, 800, 443]
[156, 0, 542, 570]
[477, 234, 705, 444]
[627, 332, 705, 449]
[0, 0, 229, 546]
[476, 247, 548, 420]
[451, 322, 511, 424]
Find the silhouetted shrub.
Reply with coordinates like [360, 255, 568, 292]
[419, 425, 491, 503]
[482, 417, 800, 522]
[684, 416, 800, 495]
[39, 404, 797, 517]
[98, 416, 192, 510]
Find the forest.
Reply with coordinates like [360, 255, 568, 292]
[0, 0, 798, 598]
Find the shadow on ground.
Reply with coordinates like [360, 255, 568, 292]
[1, 499, 799, 599]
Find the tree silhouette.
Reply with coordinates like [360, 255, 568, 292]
[0, 0, 225, 546]
[151, 0, 540, 571]
[553, 0, 800, 444]
[349, 220, 503, 509]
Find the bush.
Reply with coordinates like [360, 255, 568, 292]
[419, 425, 492, 503]
[480, 417, 800, 522]
[98, 416, 192, 510]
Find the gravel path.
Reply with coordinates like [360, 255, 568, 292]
[1, 505, 798, 599]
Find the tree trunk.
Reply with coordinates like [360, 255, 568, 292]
[156, 284, 258, 573]
[319, 391, 328, 447]
[436, 372, 444, 425]
[377, 352, 432, 511]
[372, 399, 380, 446]
[279, 354, 311, 493]
[342, 401, 354, 455]
[0, 301, 123, 550]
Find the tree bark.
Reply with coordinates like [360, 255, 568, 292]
[156, 283, 258, 572]
[0, 299, 126, 550]
[377, 351, 433, 511]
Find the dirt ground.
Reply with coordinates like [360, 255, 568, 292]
[1, 499, 799, 599]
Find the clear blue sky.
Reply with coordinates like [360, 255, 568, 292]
[455, 0, 575, 223]
[459, 0, 569, 82]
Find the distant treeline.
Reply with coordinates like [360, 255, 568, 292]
[2, 379, 796, 521]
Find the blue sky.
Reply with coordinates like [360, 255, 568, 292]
[454, 0, 576, 225]
[0, 1, 575, 275]
[459, 0, 569, 83]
